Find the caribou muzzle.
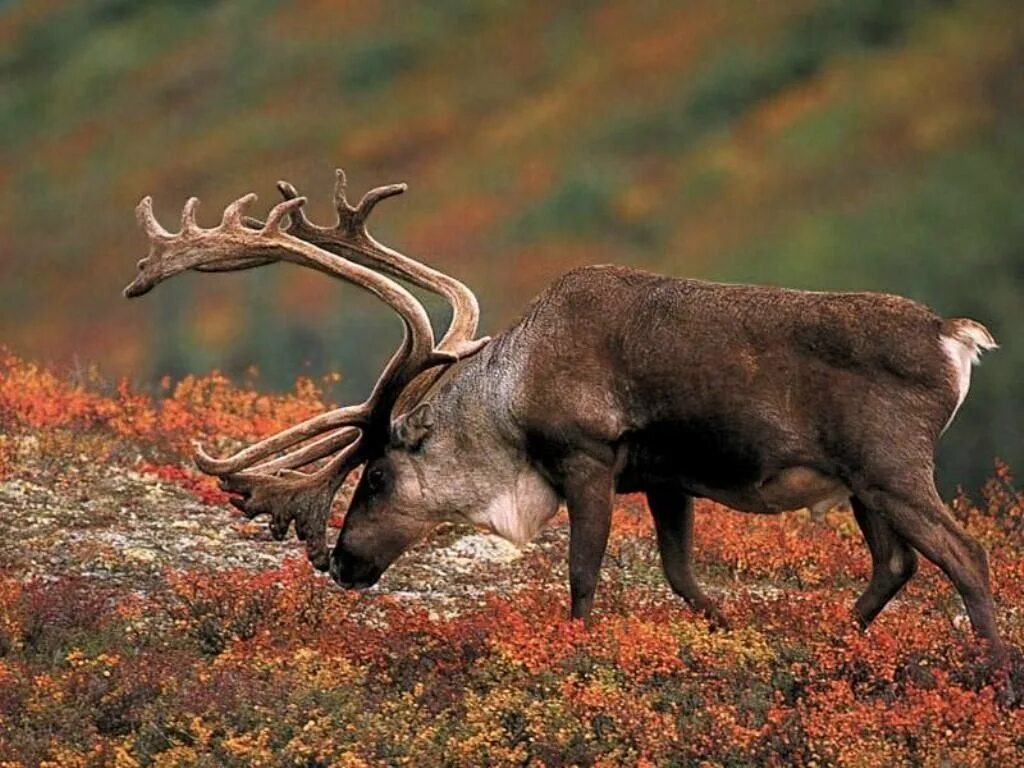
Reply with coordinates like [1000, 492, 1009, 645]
[328, 546, 383, 589]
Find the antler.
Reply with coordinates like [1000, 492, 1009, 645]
[221, 436, 365, 569]
[126, 172, 490, 569]
[271, 170, 490, 414]
[277, 170, 488, 356]
[186, 169, 491, 474]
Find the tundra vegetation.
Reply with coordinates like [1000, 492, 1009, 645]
[1, 350, 1022, 767]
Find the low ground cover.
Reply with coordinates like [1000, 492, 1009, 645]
[1, 350, 1021, 767]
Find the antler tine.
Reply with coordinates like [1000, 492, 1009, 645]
[270, 169, 490, 365]
[193, 401, 370, 475]
[247, 426, 361, 474]
[180, 197, 200, 233]
[353, 191, 408, 230]
[135, 196, 170, 238]
[220, 435, 366, 571]
[275, 181, 314, 229]
[221, 192, 258, 227]
[264, 195, 307, 232]
[332, 168, 357, 218]
[296, 439, 365, 569]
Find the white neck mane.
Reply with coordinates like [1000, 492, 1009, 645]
[469, 465, 560, 545]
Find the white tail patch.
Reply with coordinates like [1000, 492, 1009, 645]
[940, 318, 997, 433]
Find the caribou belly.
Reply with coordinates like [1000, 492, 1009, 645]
[690, 466, 850, 515]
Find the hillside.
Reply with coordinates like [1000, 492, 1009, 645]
[3, 353, 1024, 765]
[1, 0, 1021, 487]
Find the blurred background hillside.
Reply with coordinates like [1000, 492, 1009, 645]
[1, 0, 1021, 491]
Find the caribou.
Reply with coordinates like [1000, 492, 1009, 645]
[124, 169, 1004, 658]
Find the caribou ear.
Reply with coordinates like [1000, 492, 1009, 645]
[392, 402, 435, 450]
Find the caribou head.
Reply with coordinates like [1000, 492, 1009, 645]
[126, 170, 490, 577]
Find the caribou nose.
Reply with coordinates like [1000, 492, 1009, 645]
[329, 549, 381, 590]
[328, 551, 360, 589]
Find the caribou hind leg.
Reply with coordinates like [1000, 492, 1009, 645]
[853, 472, 1004, 658]
[851, 497, 918, 627]
[646, 484, 729, 628]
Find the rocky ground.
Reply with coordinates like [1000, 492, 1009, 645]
[0, 432, 591, 620]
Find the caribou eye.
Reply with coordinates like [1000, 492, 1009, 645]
[366, 466, 387, 492]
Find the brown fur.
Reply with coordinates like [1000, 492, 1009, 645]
[336, 265, 1004, 658]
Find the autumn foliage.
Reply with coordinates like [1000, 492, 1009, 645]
[1, 349, 1022, 767]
